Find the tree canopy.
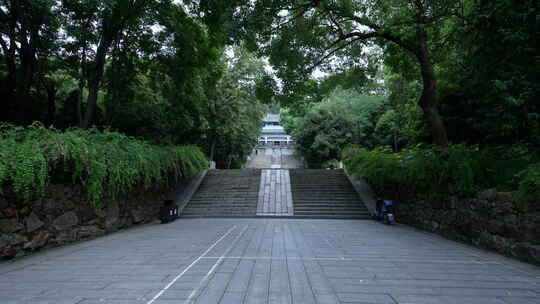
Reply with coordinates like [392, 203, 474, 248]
[281, 87, 387, 167]
[1, 0, 539, 176]
[0, 0, 268, 168]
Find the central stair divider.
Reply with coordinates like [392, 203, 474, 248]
[256, 169, 294, 216]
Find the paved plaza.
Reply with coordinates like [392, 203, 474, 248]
[1, 218, 538, 304]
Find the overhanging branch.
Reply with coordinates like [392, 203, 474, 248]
[333, 9, 419, 54]
[309, 31, 379, 69]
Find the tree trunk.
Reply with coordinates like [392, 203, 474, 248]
[77, 80, 84, 127]
[0, 44, 16, 123]
[14, 39, 36, 125]
[227, 155, 233, 169]
[76, 43, 89, 127]
[105, 85, 120, 125]
[415, 28, 448, 146]
[45, 82, 57, 126]
[80, 6, 129, 129]
[0, 3, 18, 123]
[12, 0, 40, 125]
[81, 39, 109, 128]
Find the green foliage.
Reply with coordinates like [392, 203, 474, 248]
[374, 104, 425, 147]
[282, 87, 387, 167]
[436, 0, 540, 146]
[199, 46, 266, 168]
[0, 123, 208, 207]
[343, 143, 535, 196]
[236, 0, 469, 145]
[341, 144, 366, 164]
[516, 163, 540, 200]
[373, 72, 426, 146]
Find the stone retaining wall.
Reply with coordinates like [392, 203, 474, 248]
[394, 189, 539, 265]
[0, 172, 206, 260]
[345, 173, 539, 265]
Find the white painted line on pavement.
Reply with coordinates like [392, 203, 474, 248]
[145, 225, 237, 304]
[199, 256, 347, 260]
[184, 224, 250, 304]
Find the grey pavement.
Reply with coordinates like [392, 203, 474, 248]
[1, 219, 539, 304]
[257, 170, 294, 216]
[246, 154, 272, 169]
[246, 148, 304, 169]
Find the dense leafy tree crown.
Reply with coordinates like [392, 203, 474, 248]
[236, 0, 461, 88]
[1, 0, 539, 194]
[281, 86, 387, 167]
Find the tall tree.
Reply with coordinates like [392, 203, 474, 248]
[62, 0, 162, 128]
[437, 0, 540, 146]
[236, 0, 464, 145]
[202, 46, 265, 166]
[0, 0, 58, 124]
[281, 87, 387, 167]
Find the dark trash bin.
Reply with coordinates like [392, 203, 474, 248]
[160, 199, 179, 224]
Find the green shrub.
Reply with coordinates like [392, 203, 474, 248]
[0, 123, 209, 207]
[343, 143, 538, 197]
[475, 145, 534, 191]
[341, 144, 366, 162]
[343, 144, 523, 196]
[516, 163, 540, 200]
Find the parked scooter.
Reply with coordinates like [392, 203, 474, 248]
[374, 198, 396, 225]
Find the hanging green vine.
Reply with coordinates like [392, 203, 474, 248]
[0, 123, 209, 207]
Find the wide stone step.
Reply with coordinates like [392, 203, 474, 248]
[293, 203, 365, 207]
[294, 208, 367, 213]
[183, 211, 256, 216]
[293, 195, 359, 199]
[291, 188, 357, 191]
[182, 214, 257, 218]
[293, 212, 369, 217]
[294, 196, 357, 199]
[293, 209, 369, 214]
[292, 214, 370, 219]
[191, 194, 259, 198]
[183, 205, 258, 209]
[182, 169, 261, 218]
[190, 197, 259, 201]
[184, 205, 257, 209]
[289, 169, 369, 219]
[183, 210, 255, 213]
[293, 200, 364, 204]
[188, 201, 257, 204]
[293, 202, 365, 206]
[183, 168, 370, 219]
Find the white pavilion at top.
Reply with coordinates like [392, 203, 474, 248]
[258, 114, 294, 147]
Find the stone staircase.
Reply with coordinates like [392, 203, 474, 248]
[181, 169, 261, 217]
[289, 169, 370, 219]
[182, 168, 369, 219]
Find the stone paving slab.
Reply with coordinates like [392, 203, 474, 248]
[257, 170, 294, 216]
[246, 148, 304, 169]
[1, 219, 539, 304]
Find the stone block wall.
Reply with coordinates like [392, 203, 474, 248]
[345, 173, 539, 265]
[0, 174, 203, 260]
[395, 189, 540, 265]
